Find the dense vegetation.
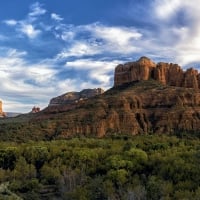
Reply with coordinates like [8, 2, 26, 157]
[0, 135, 199, 199]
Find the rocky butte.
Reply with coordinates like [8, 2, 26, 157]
[114, 56, 200, 89]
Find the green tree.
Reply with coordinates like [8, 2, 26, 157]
[0, 148, 18, 170]
[12, 157, 36, 181]
[23, 146, 49, 171]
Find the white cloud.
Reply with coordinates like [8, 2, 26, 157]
[19, 23, 41, 39]
[0, 49, 58, 112]
[29, 2, 46, 17]
[89, 24, 142, 46]
[60, 31, 75, 41]
[152, 0, 200, 65]
[66, 59, 119, 70]
[154, 0, 200, 22]
[65, 59, 121, 88]
[56, 24, 142, 59]
[154, 0, 182, 20]
[4, 19, 18, 26]
[51, 13, 63, 21]
[89, 25, 142, 54]
[56, 41, 101, 58]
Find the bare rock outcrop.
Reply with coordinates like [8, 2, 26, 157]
[114, 56, 156, 86]
[114, 57, 200, 90]
[0, 101, 6, 117]
[31, 106, 40, 113]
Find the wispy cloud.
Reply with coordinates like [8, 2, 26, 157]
[29, 2, 46, 17]
[3, 2, 46, 40]
[3, 19, 18, 26]
[55, 23, 142, 59]
[0, 48, 57, 112]
[56, 41, 101, 59]
[65, 59, 122, 87]
[51, 13, 63, 21]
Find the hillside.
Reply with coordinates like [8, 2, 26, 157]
[0, 57, 200, 141]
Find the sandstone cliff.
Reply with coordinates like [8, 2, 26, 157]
[29, 80, 200, 138]
[114, 56, 200, 89]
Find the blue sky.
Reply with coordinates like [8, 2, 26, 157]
[0, 0, 200, 112]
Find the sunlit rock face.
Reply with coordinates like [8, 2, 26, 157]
[114, 56, 200, 90]
[0, 101, 6, 117]
[114, 56, 156, 86]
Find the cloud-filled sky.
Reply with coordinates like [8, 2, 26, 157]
[0, 0, 200, 112]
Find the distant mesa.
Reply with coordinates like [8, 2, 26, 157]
[114, 56, 200, 89]
[49, 88, 104, 106]
[39, 88, 105, 114]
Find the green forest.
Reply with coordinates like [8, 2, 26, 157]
[0, 135, 200, 199]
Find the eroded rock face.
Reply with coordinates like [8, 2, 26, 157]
[114, 57, 200, 90]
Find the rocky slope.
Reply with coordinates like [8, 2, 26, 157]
[0, 57, 200, 140]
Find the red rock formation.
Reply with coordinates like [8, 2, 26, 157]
[114, 57, 200, 90]
[0, 101, 6, 117]
[32, 80, 200, 137]
[154, 62, 184, 86]
[114, 56, 156, 86]
[0, 101, 2, 114]
[31, 106, 40, 113]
